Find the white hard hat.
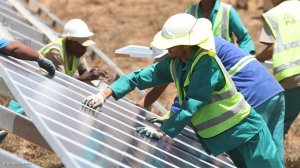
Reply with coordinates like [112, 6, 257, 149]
[151, 13, 215, 55]
[63, 19, 94, 38]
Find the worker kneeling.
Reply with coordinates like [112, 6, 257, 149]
[83, 14, 283, 168]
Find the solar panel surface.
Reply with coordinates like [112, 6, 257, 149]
[0, 56, 235, 168]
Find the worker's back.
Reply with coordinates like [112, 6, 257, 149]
[214, 36, 283, 108]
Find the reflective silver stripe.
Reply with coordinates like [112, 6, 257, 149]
[265, 13, 300, 74]
[209, 87, 236, 104]
[214, 56, 237, 91]
[274, 59, 300, 74]
[39, 43, 63, 55]
[171, 58, 179, 81]
[274, 40, 300, 54]
[194, 98, 246, 132]
[208, 57, 238, 103]
[228, 55, 256, 76]
[221, 3, 229, 40]
[264, 13, 285, 54]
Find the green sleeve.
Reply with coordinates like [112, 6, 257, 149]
[160, 56, 224, 137]
[229, 7, 256, 54]
[108, 57, 173, 100]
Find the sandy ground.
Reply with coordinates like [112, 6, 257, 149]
[1, 0, 300, 167]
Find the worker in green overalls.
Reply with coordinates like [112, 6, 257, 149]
[83, 14, 283, 167]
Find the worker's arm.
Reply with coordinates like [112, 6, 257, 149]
[83, 57, 173, 109]
[137, 83, 169, 108]
[256, 43, 274, 62]
[1, 40, 55, 77]
[77, 58, 110, 82]
[2, 40, 40, 61]
[256, 18, 275, 62]
[229, 7, 256, 54]
[160, 55, 218, 137]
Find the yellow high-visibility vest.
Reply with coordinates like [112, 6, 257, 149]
[186, 2, 231, 41]
[263, 0, 300, 81]
[39, 38, 82, 77]
[170, 49, 250, 138]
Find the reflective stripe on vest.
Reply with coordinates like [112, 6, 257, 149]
[170, 50, 250, 138]
[263, 1, 300, 81]
[187, 2, 231, 41]
[39, 38, 82, 77]
[227, 55, 256, 76]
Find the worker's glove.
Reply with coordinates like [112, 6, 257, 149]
[136, 126, 165, 140]
[147, 110, 172, 123]
[37, 54, 56, 77]
[83, 92, 106, 109]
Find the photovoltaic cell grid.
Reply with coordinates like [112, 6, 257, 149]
[0, 56, 235, 168]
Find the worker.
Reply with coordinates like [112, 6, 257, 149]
[137, 0, 256, 110]
[256, 0, 300, 135]
[9, 19, 110, 115]
[186, 0, 255, 54]
[39, 19, 109, 82]
[148, 35, 286, 166]
[236, 0, 249, 10]
[0, 35, 56, 142]
[83, 14, 283, 167]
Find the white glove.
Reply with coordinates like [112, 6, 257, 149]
[136, 126, 165, 140]
[83, 92, 106, 109]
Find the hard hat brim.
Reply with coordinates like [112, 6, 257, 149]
[69, 37, 96, 46]
[81, 39, 95, 46]
[151, 18, 216, 55]
[62, 32, 94, 38]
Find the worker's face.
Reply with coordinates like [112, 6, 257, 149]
[68, 40, 87, 58]
[168, 45, 192, 62]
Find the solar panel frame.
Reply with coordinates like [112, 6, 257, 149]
[0, 105, 51, 151]
[0, 148, 39, 168]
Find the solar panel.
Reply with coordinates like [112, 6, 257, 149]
[0, 56, 235, 167]
[0, 105, 51, 151]
[0, 148, 39, 168]
[115, 45, 168, 59]
[0, 11, 46, 43]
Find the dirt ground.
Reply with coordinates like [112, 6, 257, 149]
[1, 0, 300, 167]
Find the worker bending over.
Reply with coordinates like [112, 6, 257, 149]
[83, 14, 283, 168]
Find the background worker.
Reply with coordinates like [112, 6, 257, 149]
[9, 19, 110, 115]
[0, 35, 56, 142]
[137, 0, 256, 110]
[256, 0, 300, 135]
[39, 19, 110, 83]
[186, 0, 255, 54]
[83, 14, 283, 168]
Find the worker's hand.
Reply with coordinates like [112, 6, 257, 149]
[83, 92, 106, 109]
[147, 110, 172, 123]
[136, 126, 165, 140]
[37, 54, 56, 77]
[80, 68, 110, 81]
